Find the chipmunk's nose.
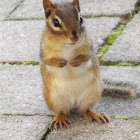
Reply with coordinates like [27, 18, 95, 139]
[70, 31, 78, 42]
[72, 31, 77, 37]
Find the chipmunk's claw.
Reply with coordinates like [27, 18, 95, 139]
[50, 113, 71, 130]
[85, 109, 109, 124]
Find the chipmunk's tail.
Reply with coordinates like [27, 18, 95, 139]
[102, 85, 136, 98]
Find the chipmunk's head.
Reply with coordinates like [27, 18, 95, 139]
[43, 0, 85, 47]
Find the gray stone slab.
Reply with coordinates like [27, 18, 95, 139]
[0, 20, 44, 62]
[0, 65, 50, 115]
[0, 65, 140, 117]
[94, 66, 140, 117]
[0, 115, 52, 140]
[9, 0, 138, 19]
[0, 17, 120, 62]
[47, 116, 140, 140]
[9, 0, 44, 19]
[101, 13, 140, 63]
[80, 0, 138, 16]
[101, 66, 140, 95]
[0, 0, 21, 20]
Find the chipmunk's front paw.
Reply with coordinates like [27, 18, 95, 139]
[55, 58, 67, 68]
[50, 113, 71, 130]
[70, 56, 81, 67]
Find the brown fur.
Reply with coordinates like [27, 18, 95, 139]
[40, 63, 52, 109]
[40, 0, 135, 130]
[72, 0, 80, 11]
[45, 57, 67, 67]
[40, 0, 108, 129]
[70, 54, 88, 67]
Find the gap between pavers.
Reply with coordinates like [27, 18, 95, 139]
[8, 0, 138, 19]
[0, 17, 120, 62]
[0, 64, 51, 115]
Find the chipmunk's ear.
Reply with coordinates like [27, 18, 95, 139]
[72, 0, 80, 11]
[43, 0, 55, 18]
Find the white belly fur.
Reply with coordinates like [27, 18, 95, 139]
[46, 60, 102, 114]
[45, 42, 102, 114]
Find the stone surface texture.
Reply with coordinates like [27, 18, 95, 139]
[0, 65, 48, 115]
[94, 66, 140, 117]
[0, 18, 120, 62]
[0, 0, 21, 20]
[101, 13, 140, 63]
[0, 115, 52, 140]
[47, 116, 140, 140]
[0, 20, 44, 62]
[80, 0, 138, 16]
[101, 66, 140, 95]
[9, 0, 138, 19]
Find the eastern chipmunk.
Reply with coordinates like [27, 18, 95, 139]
[40, 0, 135, 130]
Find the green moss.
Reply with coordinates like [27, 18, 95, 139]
[15, 62, 22, 65]
[120, 19, 127, 25]
[120, 18, 130, 25]
[106, 25, 125, 45]
[98, 25, 125, 59]
[23, 62, 39, 65]
[114, 116, 140, 120]
[98, 45, 110, 59]
[100, 61, 140, 66]
[15, 61, 39, 65]
[114, 63, 140, 66]
[36, 18, 45, 20]
[2, 61, 39, 65]
[0, 113, 34, 116]
[83, 16, 95, 19]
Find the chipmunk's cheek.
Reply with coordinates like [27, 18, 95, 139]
[60, 36, 70, 45]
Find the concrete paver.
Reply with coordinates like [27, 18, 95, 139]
[101, 66, 140, 96]
[80, 0, 138, 16]
[8, 0, 138, 19]
[0, 0, 21, 20]
[0, 65, 48, 115]
[101, 12, 140, 63]
[47, 116, 140, 140]
[0, 115, 52, 140]
[0, 17, 120, 62]
[0, 20, 44, 62]
[95, 66, 140, 117]
[8, 0, 44, 19]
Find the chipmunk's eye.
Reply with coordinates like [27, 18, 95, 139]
[53, 18, 61, 28]
[80, 16, 83, 24]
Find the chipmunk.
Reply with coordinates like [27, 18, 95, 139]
[40, 0, 136, 130]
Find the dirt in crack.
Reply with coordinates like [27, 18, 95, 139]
[41, 128, 52, 140]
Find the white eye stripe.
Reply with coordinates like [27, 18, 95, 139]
[78, 13, 81, 20]
[48, 15, 62, 31]
[54, 15, 62, 24]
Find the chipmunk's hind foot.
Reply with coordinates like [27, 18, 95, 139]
[85, 109, 109, 124]
[50, 113, 71, 130]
